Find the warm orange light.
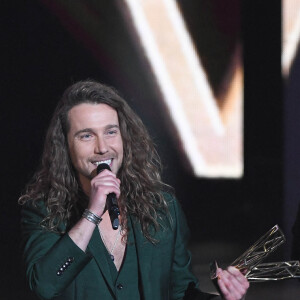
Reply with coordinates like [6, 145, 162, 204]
[123, 0, 243, 177]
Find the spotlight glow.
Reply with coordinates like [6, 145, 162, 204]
[123, 0, 243, 177]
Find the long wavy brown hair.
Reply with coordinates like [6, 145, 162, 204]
[19, 80, 171, 243]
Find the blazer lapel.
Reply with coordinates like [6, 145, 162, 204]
[87, 227, 115, 293]
[130, 216, 154, 300]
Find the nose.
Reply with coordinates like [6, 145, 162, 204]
[94, 137, 108, 155]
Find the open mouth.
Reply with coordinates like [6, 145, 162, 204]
[92, 159, 112, 167]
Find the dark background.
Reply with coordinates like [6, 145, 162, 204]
[2, 0, 298, 299]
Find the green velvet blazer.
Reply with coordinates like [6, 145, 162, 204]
[21, 194, 217, 300]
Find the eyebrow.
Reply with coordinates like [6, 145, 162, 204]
[73, 125, 120, 137]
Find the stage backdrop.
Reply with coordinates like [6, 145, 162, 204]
[1, 1, 283, 298]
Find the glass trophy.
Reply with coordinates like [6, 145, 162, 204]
[210, 225, 300, 282]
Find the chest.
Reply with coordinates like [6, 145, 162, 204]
[98, 221, 126, 270]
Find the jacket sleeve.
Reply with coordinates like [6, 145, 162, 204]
[167, 194, 219, 300]
[20, 201, 93, 299]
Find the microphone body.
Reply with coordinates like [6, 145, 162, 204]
[96, 163, 120, 230]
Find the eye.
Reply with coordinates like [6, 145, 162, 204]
[78, 133, 94, 140]
[106, 129, 118, 136]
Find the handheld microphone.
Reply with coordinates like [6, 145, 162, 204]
[96, 163, 120, 230]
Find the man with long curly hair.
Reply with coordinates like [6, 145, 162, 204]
[19, 80, 248, 300]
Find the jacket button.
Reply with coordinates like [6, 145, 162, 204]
[67, 257, 74, 263]
[117, 283, 123, 290]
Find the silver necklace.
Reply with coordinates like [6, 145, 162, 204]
[98, 226, 121, 261]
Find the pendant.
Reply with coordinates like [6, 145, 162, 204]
[110, 254, 114, 261]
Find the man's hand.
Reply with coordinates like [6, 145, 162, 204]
[68, 169, 120, 252]
[216, 267, 249, 300]
[88, 169, 121, 217]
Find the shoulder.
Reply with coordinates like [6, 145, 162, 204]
[161, 192, 185, 218]
[21, 198, 48, 221]
[21, 198, 66, 233]
[161, 191, 175, 202]
[159, 192, 189, 232]
[162, 191, 191, 239]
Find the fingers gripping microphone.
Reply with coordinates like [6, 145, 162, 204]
[96, 163, 120, 230]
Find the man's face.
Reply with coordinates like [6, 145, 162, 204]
[67, 103, 123, 188]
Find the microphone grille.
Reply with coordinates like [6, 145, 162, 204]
[96, 163, 111, 174]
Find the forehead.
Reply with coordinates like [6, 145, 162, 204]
[67, 103, 119, 131]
